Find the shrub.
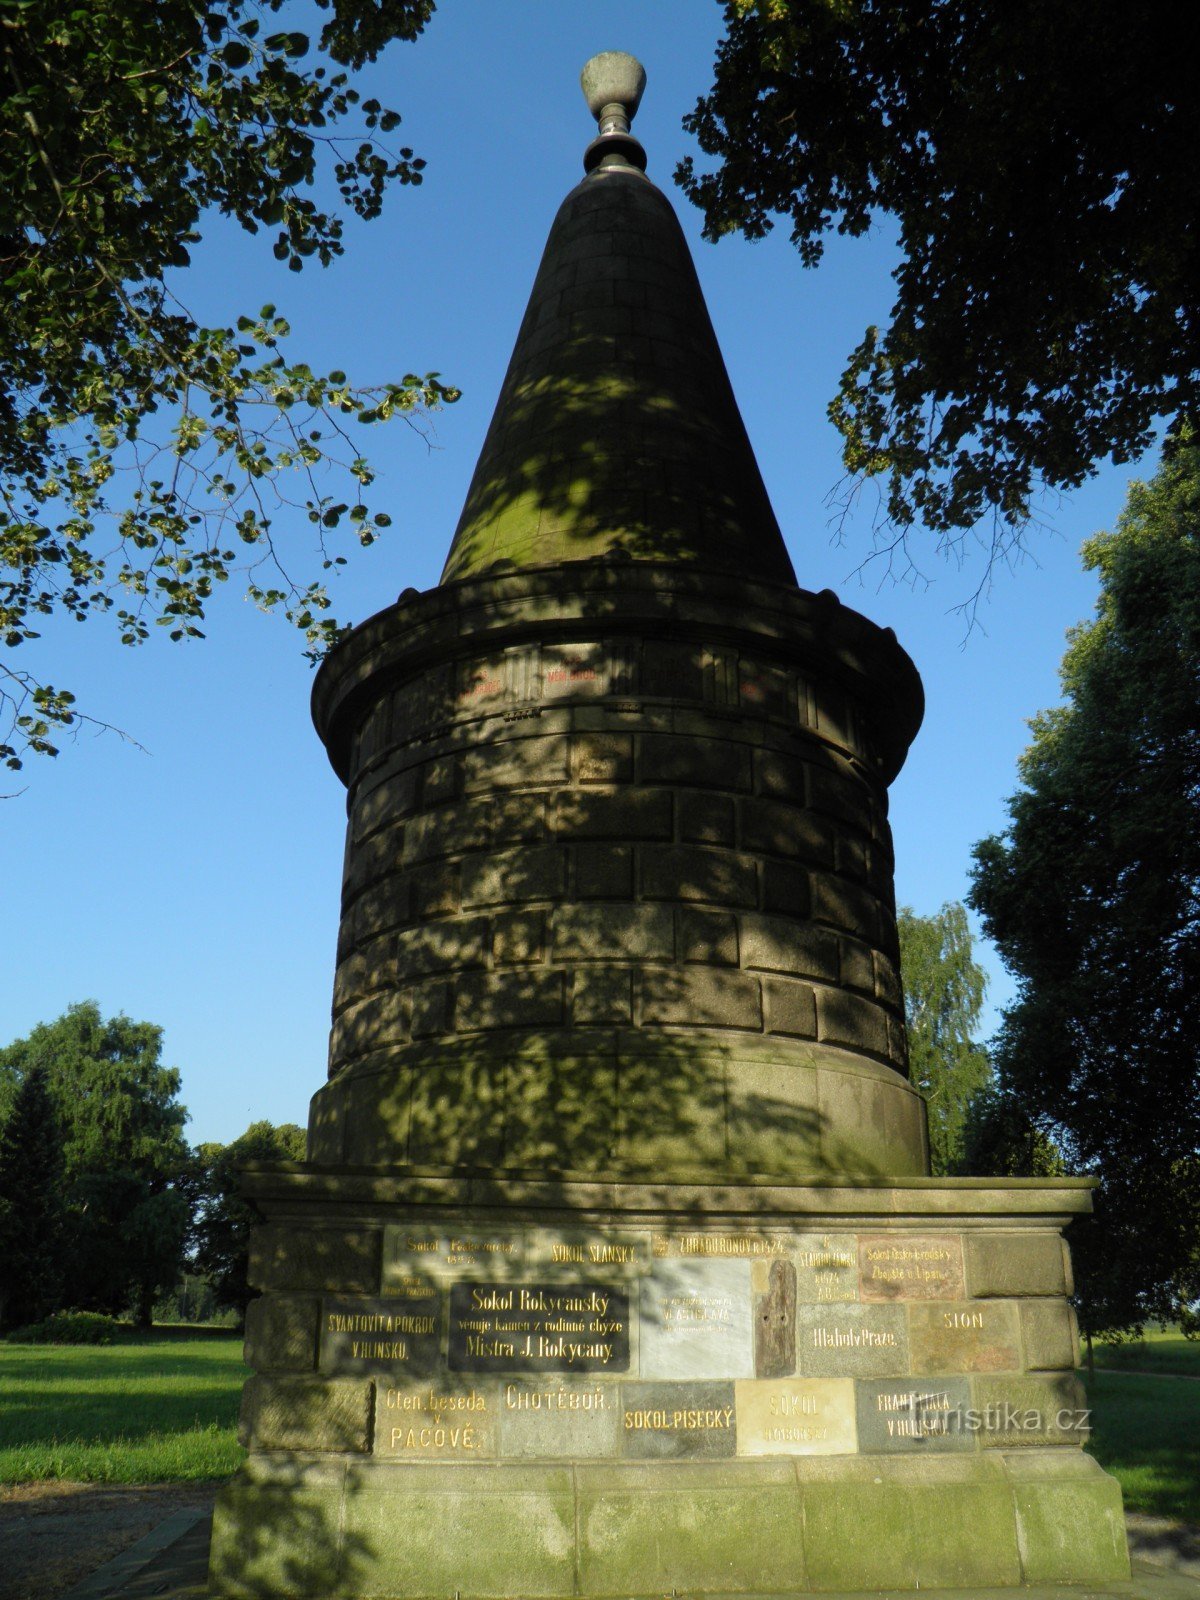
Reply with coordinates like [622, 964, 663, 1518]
[7, 1310, 122, 1344]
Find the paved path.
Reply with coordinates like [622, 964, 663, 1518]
[0, 1486, 218, 1600]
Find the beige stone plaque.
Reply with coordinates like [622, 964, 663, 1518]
[792, 1232, 859, 1303]
[858, 1233, 965, 1300]
[734, 1378, 856, 1456]
[382, 1224, 525, 1282]
[908, 1300, 1021, 1374]
[375, 1384, 495, 1457]
[540, 643, 608, 697]
[458, 655, 510, 710]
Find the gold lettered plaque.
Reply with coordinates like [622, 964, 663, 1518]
[734, 1378, 857, 1456]
[320, 1295, 441, 1376]
[857, 1234, 965, 1300]
[375, 1384, 495, 1457]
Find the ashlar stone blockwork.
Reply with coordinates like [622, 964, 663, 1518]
[210, 1172, 1129, 1598]
[440, 165, 796, 586]
[310, 566, 927, 1181]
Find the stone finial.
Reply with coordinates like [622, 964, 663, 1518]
[581, 52, 646, 129]
[580, 52, 647, 173]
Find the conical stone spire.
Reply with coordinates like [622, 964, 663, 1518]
[440, 55, 796, 587]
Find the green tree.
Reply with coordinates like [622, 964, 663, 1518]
[678, 1, 1196, 580]
[193, 1119, 306, 1321]
[959, 1085, 1064, 1182]
[0, 1064, 66, 1328]
[0, 0, 456, 770]
[968, 436, 1200, 1338]
[0, 1002, 191, 1323]
[897, 902, 990, 1175]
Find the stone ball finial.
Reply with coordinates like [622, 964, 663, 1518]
[581, 52, 646, 127]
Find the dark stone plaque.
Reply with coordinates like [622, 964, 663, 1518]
[448, 1283, 630, 1372]
[855, 1377, 973, 1453]
[621, 1381, 737, 1459]
[320, 1295, 442, 1376]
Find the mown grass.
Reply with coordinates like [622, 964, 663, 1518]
[1083, 1364, 1200, 1520]
[0, 1333, 247, 1483]
[1090, 1325, 1200, 1377]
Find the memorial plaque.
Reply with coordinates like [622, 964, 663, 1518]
[795, 1303, 908, 1377]
[858, 1234, 965, 1300]
[794, 1232, 860, 1304]
[640, 1259, 753, 1379]
[738, 658, 792, 722]
[752, 1259, 797, 1378]
[458, 655, 510, 710]
[855, 1378, 973, 1453]
[734, 1378, 856, 1456]
[526, 1230, 649, 1271]
[383, 1224, 525, 1283]
[540, 643, 608, 697]
[652, 1232, 790, 1260]
[320, 1296, 441, 1376]
[498, 1380, 622, 1458]
[448, 1283, 630, 1372]
[908, 1300, 1021, 1374]
[375, 1383, 495, 1457]
[621, 1381, 737, 1459]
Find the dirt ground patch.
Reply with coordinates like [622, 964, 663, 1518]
[0, 1481, 221, 1600]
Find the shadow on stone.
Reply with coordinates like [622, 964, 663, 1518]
[441, 170, 795, 589]
[209, 1459, 373, 1598]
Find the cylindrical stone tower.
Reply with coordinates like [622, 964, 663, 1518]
[309, 56, 927, 1184]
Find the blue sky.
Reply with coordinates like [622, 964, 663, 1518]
[2, 1, 1146, 1146]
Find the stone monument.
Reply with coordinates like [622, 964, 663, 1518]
[209, 53, 1130, 1596]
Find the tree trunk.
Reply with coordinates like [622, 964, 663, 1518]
[135, 1283, 155, 1330]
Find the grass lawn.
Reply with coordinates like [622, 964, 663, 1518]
[1090, 1325, 1200, 1377]
[0, 1332, 248, 1483]
[1083, 1367, 1200, 1520]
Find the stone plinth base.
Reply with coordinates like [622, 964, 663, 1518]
[209, 1168, 1129, 1596]
[211, 1452, 1127, 1596]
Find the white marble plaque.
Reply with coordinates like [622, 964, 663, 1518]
[639, 1258, 753, 1379]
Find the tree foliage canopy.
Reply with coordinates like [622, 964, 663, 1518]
[0, 1001, 191, 1321]
[896, 902, 990, 1175]
[0, 0, 455, 769]
[0, 1063, 65, 1327]
[969, 436, 1200, 1334]
[192, 1119, 306, 1318]
[679, 1, 1198, 579]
